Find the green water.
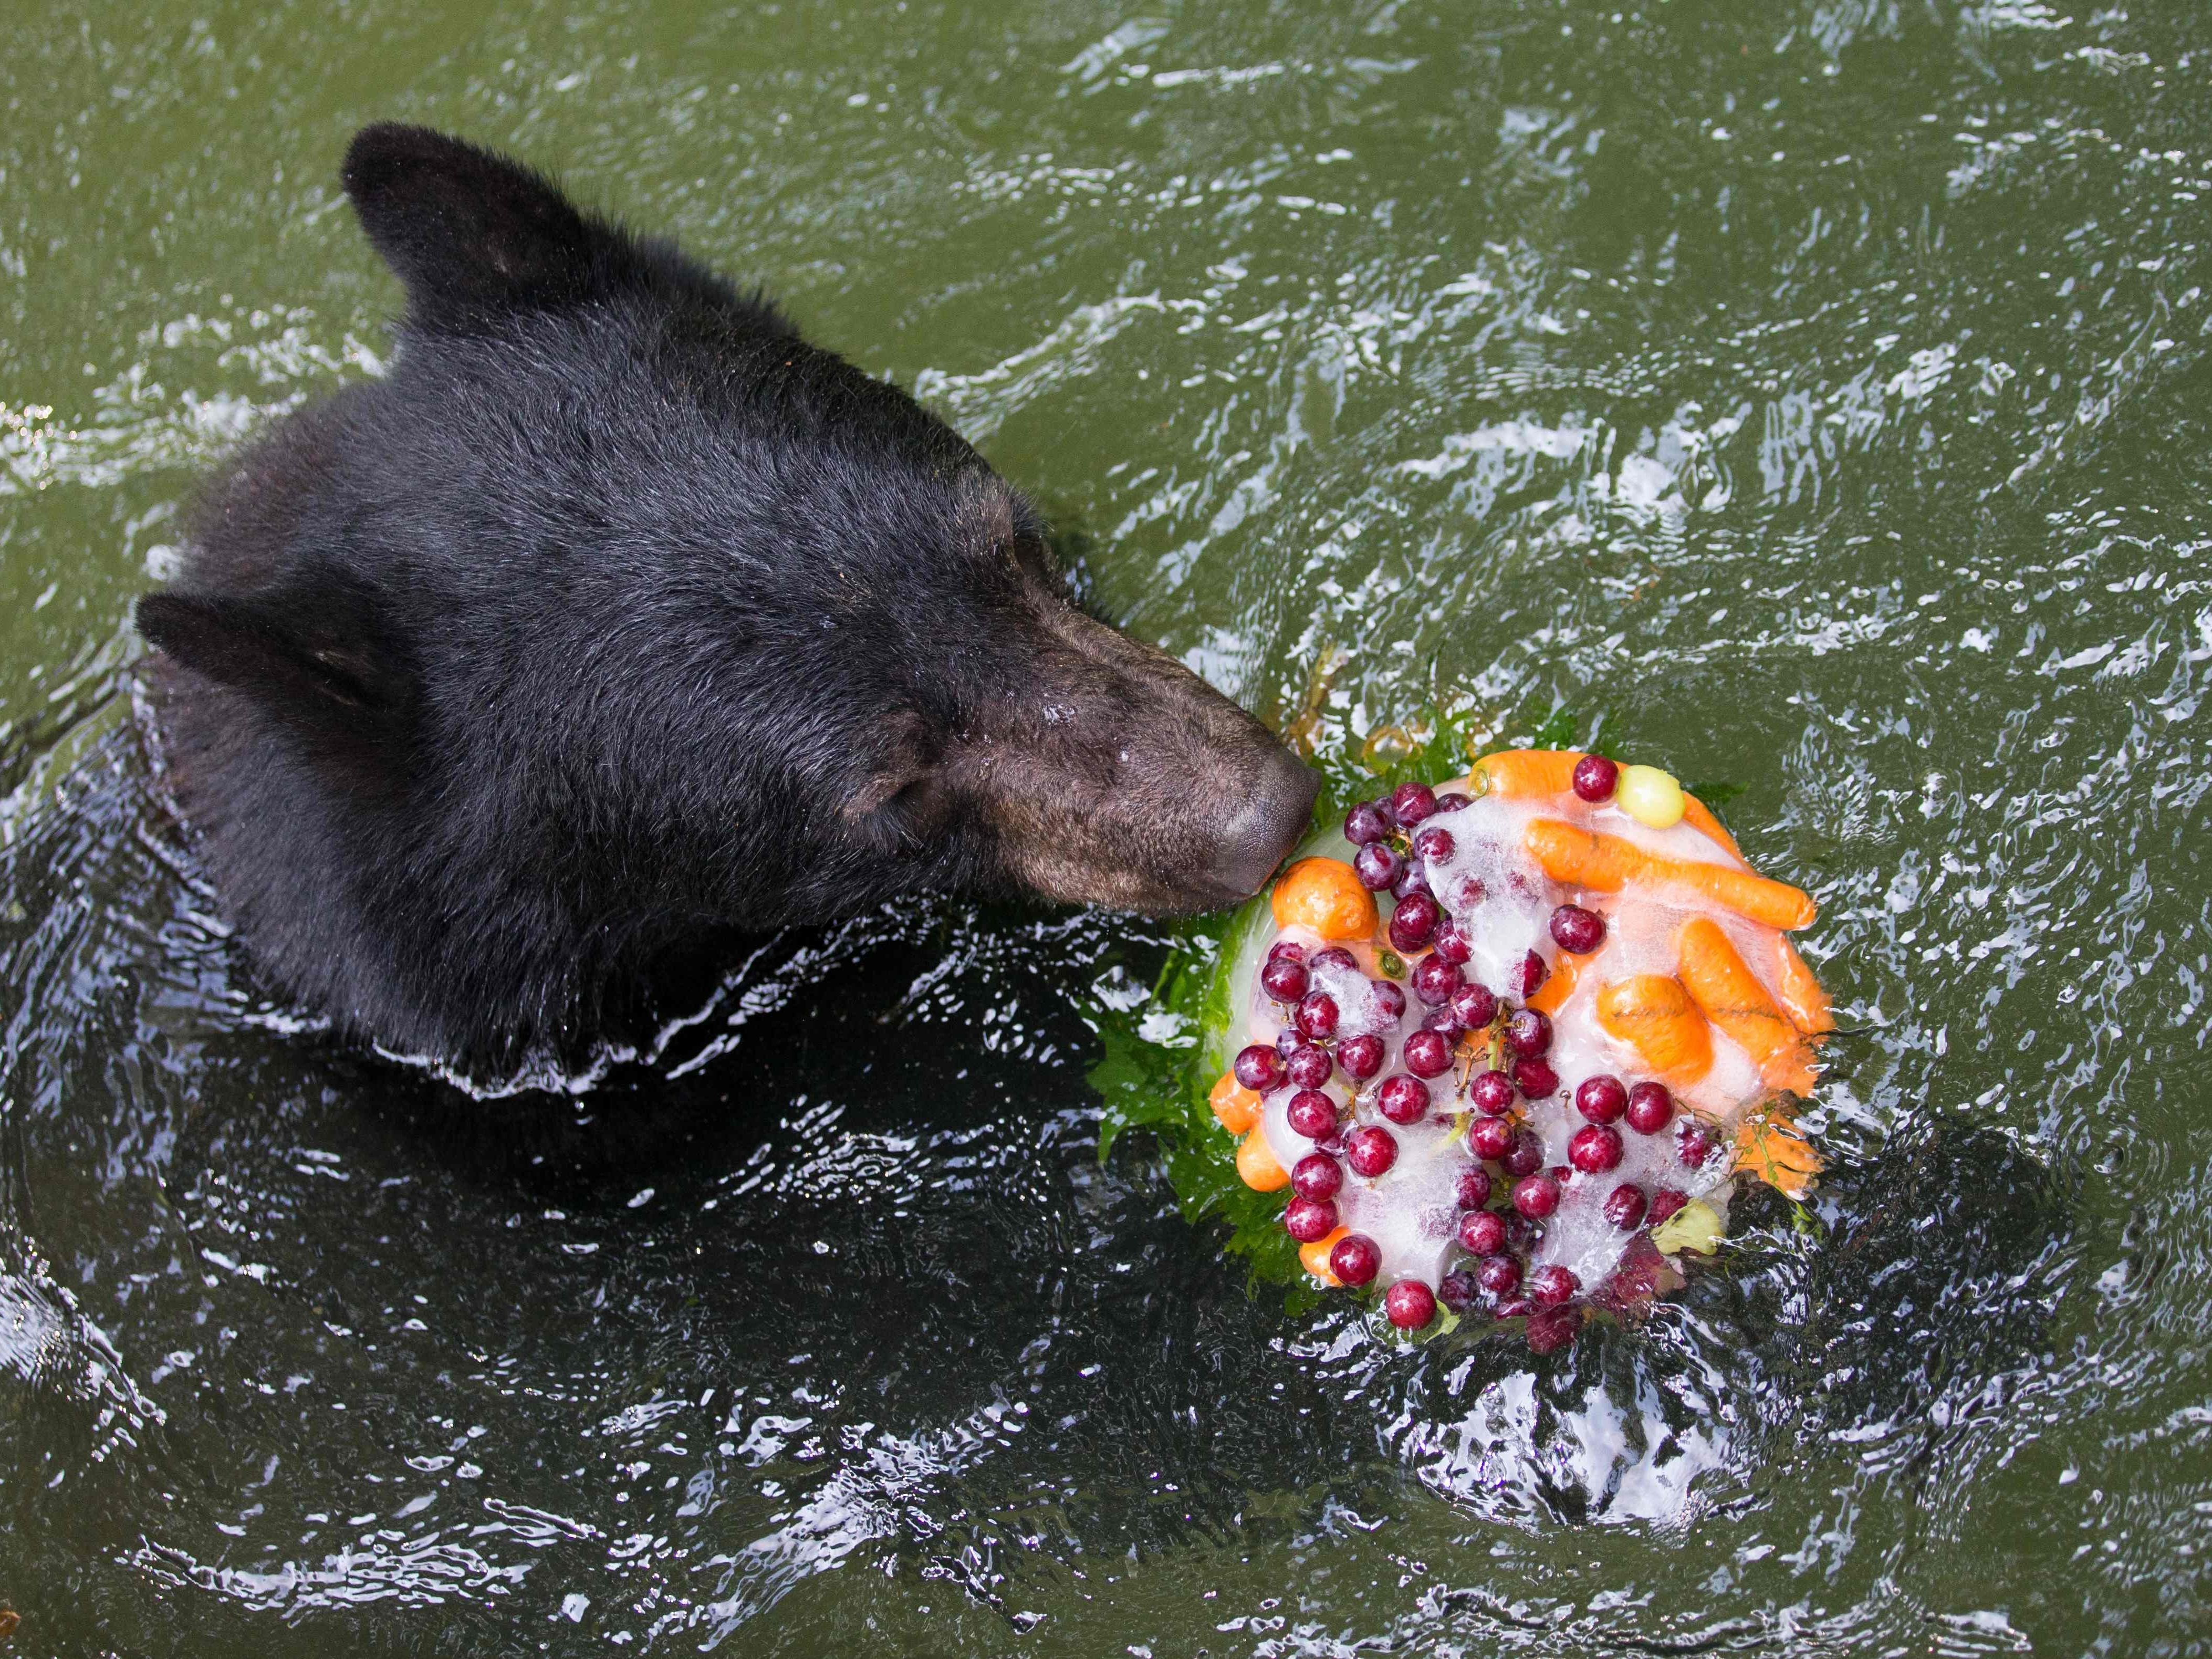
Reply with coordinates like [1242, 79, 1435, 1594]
[3, 1, 2209, 1652]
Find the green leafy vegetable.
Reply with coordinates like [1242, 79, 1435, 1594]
[1651, 1198, 1725, 1257]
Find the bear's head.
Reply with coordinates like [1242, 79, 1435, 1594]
[135, 125, 1319, 1064]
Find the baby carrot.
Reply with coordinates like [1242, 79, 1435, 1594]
[1527, 948, 1589, 1016]
[1300, 1226, 1349, 1285]
[1236, 1130, 1290, 1192]
[1271, 857, 1380, 941]
[1524, 819, 1817, 931]
[1736, 1107, 1823, 1198]
[1773, 937, 1835, 1035]
[1210, 1071, 1262, 1135]
[1675, 918, 1818, 1097]
[1595, 974, 1713, 1083]
[1470, 748, 1583, 798]
[1523, 819, 1643, 889]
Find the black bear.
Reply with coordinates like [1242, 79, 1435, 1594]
[136, 124, 1317, 1068]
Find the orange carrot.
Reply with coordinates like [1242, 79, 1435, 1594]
[1679, 795, 1744, 861]
[1774, 938, 1835, 1035]
[1524, 819, 1817, 931]
[1675, 918, 1818, 1097]
[1595, 974, 1713, 1082]
[1271, 857, 1380, 941]
[1236, 1130, 1290, 1192]
[1210, 1071, 1262, 1135]
[1523, 819, 1643, 889]
[1300, 1226, 1349, 1285]
[1527, 948, 1590, 1016]
[1470, 748, 1583, 798]
[1736, 1108, 1823, 1198]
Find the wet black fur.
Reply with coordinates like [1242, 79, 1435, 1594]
[138, 124, 1315, 1069]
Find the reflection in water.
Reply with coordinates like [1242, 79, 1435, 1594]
[1, 0, 2209, 1652]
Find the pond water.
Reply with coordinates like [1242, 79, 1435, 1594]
[3, 1, 2209, 1652]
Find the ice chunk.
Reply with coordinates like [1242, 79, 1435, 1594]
[1419, 798, 1556, 994]
[1307, 953, 1400, 1040]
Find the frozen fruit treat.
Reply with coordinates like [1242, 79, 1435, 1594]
[1199, 749, 1830, 1350]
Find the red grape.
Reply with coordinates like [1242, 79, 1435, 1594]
[1345, 1125, 1398, 1177]
[1501, 1130, 1545, 1178]
[1471, 1069, 1516, 1115]
[1571, 754, 1619, 802]
[1337, 1034, 1385, 1081]
[1311, 946, 1360, 973]
[1384, 1279, 1436, 1330]
[1402, 1028, 1454, 1078]
[1475, 1254, 1521, 1295]
[1647, 1188, 1689, 1227]
[1437, 1270, 1478, 1313]
[1678, 1123, 1718, 1167]
[1377, 1073, 1430, 1124]
[1512, 1057, 1559, 1099]
[1458, 1209, 1507, 1254]
[1260, 955, 1311, 1001]
[1530, 1264, 1579, 1307]
[1568, 1123, 1623, 1174]
[1574, 1074, 1627, 1124]
[1234, 1045, 1284, 1091]
[1287, 1090, 1339, 1139]
[1455, 1166, 1493, 1209]
[1412, 824, 1455, 863]
[1292, 1153, 1343, 1201]
[1295, 992, 1339, 1040]
[1387, 892, 1440, 952]
[1411, 953, 1463, 1006]
[1549, 903, 1606, 954]
[1370, 980, 1407, 1022]
[1505, 1007, 1552, 1058]
[1284, 1195, 1339, 1243]
[1602, 1183, 1647, 1229]
[1526, 1305, 1581, 1353]
[1286, 1044, 1333, 1090]
[1517, 951, 1549, 997]
[1511, 1173, 1560, 1218]
[1343, 800, 1390, 845]
[1468, 1115, 1514, 1160]
[1430, 918, 1473, 965]
[1388, 781, 1437, 826]
[1353, 842, 1404, 892]
[1445, 985, 1491, 1031]
[1330, 1234, 1380, 1286]
[1624, 1081, 1674, 1134]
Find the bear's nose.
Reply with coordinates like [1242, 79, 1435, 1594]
[1207, 747, 1322, 903]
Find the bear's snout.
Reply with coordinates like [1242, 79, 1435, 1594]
[1207, 745, 1321, 903]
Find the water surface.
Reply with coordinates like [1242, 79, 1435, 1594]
[3, 1, 2208, 1652]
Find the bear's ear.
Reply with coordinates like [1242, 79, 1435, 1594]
[341, 123, 618, 331]
[137, 580, 418, 779]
